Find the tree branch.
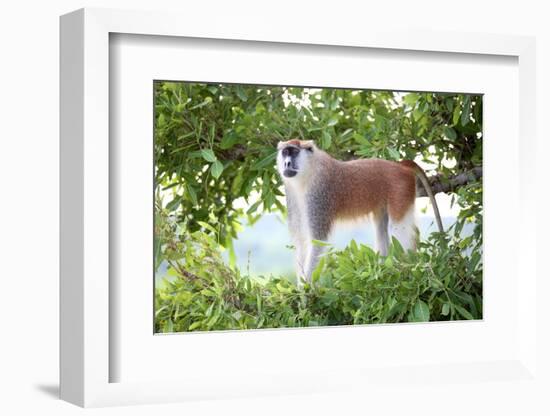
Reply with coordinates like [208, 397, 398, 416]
[416, 167, 482, 197]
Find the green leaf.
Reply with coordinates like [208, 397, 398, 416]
[311, 239, 332, 247]
[154, 236, 162, 271]
[411, 299, 430, 322]
[443, 126, 457, 140]
[387, 147, 400, 160]
[207, 307, 221, 328]
[251, 152, 277, 170]
[326, 116, 338, 127]
[205, 302, 215, 317]
[163, 319, 174, 333]
[461, 96, 471, 126]
[188, 321, 202, 331]
[311, 257, 324, 282]
[211, 160, 224, 179]
[390, 236, 404, 256]
[403, 93, 419, 106]
[352, 132, 370, 145]
[165, 197, 181, 212]
[441, 303, 450, 316]
[186, 184, 198, 206]
[445, 97, 454, 112]
[197, 221, 218, 235]
[275, 282, 292, 293]
[246, 200, 261, 215]
[157, 113, 166, 127]
[220, 134, 238, 149]
[201, 148, 217, 162]
[339, 128, 354, 141]
[320, 131, 332, 149]
[236, 86, 248, 101]
[453, 105, 461, 125]
[454, 304, 474, 320]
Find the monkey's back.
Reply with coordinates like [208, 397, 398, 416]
[332, 158, 416, 222]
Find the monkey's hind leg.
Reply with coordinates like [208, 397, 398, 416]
[372, 209, 390, 256]
[389, 206, 417, 252]
[304, 241, 326, 284]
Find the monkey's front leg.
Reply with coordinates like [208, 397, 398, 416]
[373, 209, 390, 256]
[301, 190, 333, 282]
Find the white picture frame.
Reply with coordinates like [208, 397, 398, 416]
[60, 7, 540, 408]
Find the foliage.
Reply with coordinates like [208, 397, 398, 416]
[154, 82, 483, 249]
[153, 81, 483, 332]
[155, 222, 482, 333]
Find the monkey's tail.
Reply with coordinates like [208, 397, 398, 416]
[400, 160, 444, 233]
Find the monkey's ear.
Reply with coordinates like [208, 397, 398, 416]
[302, 140, 314, 152]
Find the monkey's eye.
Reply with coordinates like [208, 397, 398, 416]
[282, 146, 300, 157]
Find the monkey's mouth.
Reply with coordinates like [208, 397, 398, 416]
[283, 169, 298, 178]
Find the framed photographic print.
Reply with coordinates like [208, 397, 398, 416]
[60, 7, 541, 409]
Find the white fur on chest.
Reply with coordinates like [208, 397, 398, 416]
[285, 177, 309, 210]
[284, 179, 310, 239]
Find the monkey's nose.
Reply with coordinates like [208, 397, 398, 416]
[284, 160, 291, 169]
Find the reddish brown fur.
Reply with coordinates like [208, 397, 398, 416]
[332, 157, 416, 222]
[278, 139, 314, 150]
[279, 139, 417, 222]
[286, 139, 302, 146]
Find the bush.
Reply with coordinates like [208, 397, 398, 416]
[154, 223, 482, 333]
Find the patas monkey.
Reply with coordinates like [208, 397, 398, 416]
[276, 139, 443, 283]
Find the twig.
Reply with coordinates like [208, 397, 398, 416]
[416, 167, 482, 197]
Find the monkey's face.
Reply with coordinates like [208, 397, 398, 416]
[276, 141, 314, 180]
